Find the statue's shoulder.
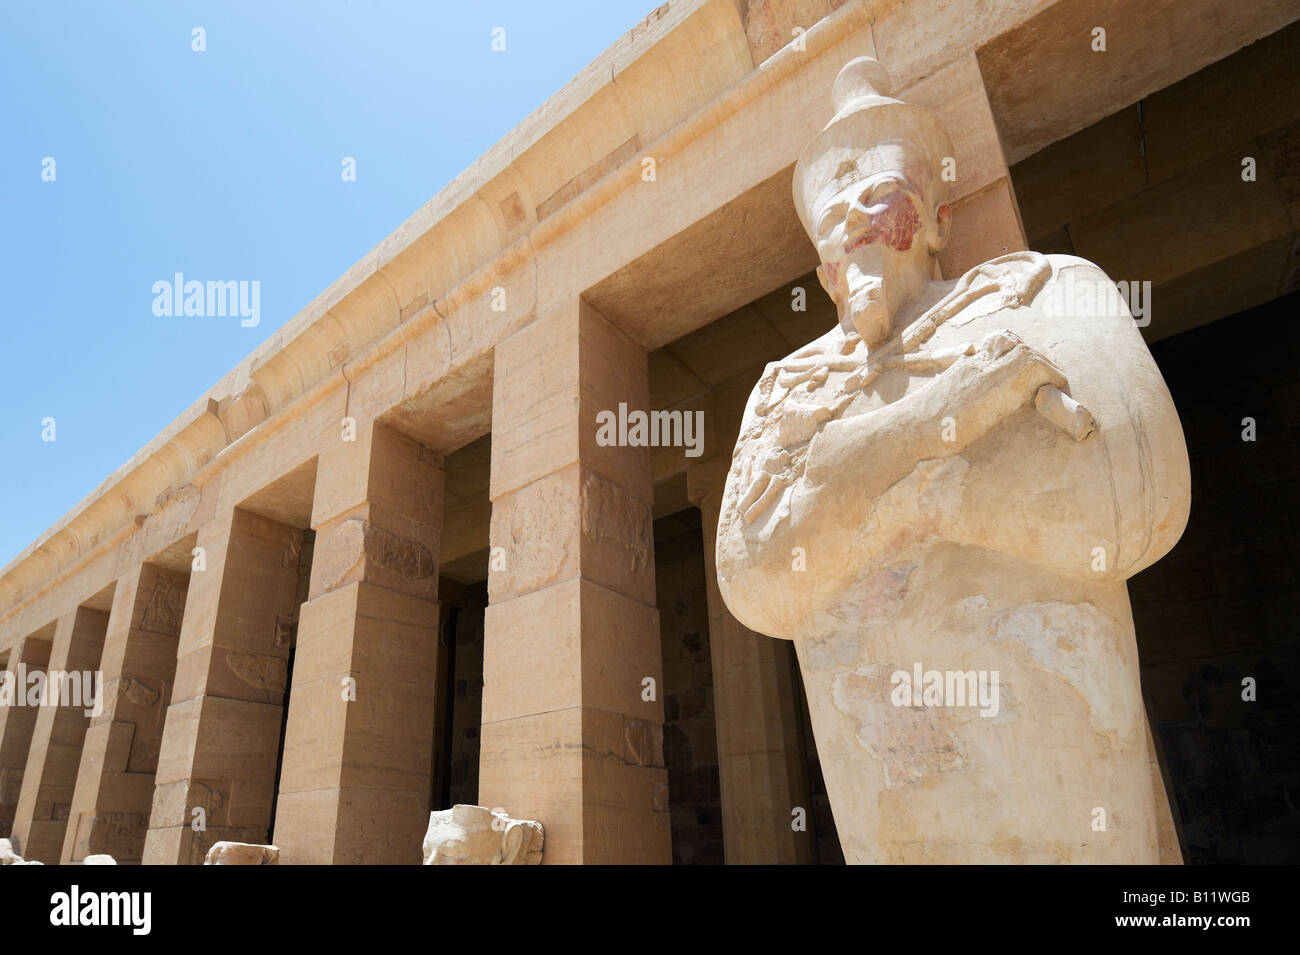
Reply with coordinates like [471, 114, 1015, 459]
[939, 252, 1126, 330]
[935, 251, 1054, 328]
[1039, 254, 1120, 294]
[946, 251, 1111, 302]
[1032, 254, 1138, 324]
[1042, 253, 1110, 277]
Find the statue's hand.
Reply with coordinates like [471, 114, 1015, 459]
[804, 335, 1065, 496]
[975, 329, 1022, 360]
[737, 448, 793, 526]
[962, 339, 1069, 433]
[972, 330, 1096, 440]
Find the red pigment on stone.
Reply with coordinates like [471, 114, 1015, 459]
[846, 190, 921, 253]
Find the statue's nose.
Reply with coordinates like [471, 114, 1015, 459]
[845, 192, 875, 233]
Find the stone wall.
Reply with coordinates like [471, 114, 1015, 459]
[1131, 290, 1300, 863]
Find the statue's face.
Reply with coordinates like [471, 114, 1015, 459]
[424, 818, 503, 864]
[811, 141, 950, 346]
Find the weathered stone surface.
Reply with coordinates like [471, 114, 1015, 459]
[10, 606, 112, 866]
[142, 509, 302, 864]
[422, 805, 543, 865]
[273, 421, 444, 865]
[717, 57, 1191, 863]
[203, 841, 279, 865]
[139, 576, 186, 636]
[72, 812, 150, 862]
[0, 631, 53, 832]
[120, 678, 160, 707]
[479, 300, 670, 865]
[225, 651, 289, 693]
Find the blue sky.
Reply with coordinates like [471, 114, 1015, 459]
[0, 0, 657, 568]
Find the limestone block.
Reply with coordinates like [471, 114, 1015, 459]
[1069, 145, 1292, 288]
[481, 577, 662, 729]
[203, 841, 280, 865]
[311, 421, 443, 533]
[422, 805, 543, 865]
[70, 812, 150, 863]
[272, 422, 444, 866]
[477, 709, 584, 864]
[736, 0, 836, 66]
[937, 178, 1028, 280]
[900, 53, 1008, 204]
[490, 300, 652, 502]
[487, 464, 655, 606]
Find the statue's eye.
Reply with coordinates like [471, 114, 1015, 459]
[817, 202, 848, 238]
[867, 179, 902, 202]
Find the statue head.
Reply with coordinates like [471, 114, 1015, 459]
[202, 841, 279, 865]
[794, 57, 954, 347]
[422, 804, 544, 865]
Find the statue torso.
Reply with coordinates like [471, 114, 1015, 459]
[717, 252, 1185, 639]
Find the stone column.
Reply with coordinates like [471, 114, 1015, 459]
[62, 562, 188, 864]
[691, 475, 815, 864]
[902, 53, 1029, 279]
[10, 607, 109, 862]
[0, 628, 53, 836]
[273, 421, 444, 864]
[142, 509, 304, 864]
[478, 298, 670, 864]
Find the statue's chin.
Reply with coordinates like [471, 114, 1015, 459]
[848, 293, 890, 345]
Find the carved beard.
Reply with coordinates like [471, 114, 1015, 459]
[844, 260, 892, 345]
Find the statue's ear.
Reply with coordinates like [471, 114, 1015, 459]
[930, 202, 952, 253]
[815, 264, 833, 297]
[500, 822, 527, 865]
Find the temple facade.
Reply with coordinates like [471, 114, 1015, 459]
[2, 0, 1298, 864]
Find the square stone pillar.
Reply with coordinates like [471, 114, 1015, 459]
[10, 607, 109, 863]
[900, 53, 1029, 279]
[478, 298, 670, 864]
[0, 628, 53, 836]
[62, 562, 188, 864]
[142, 509, 304, 864]
[692, 481, 815, 865]
[273, 420, 444, 864]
